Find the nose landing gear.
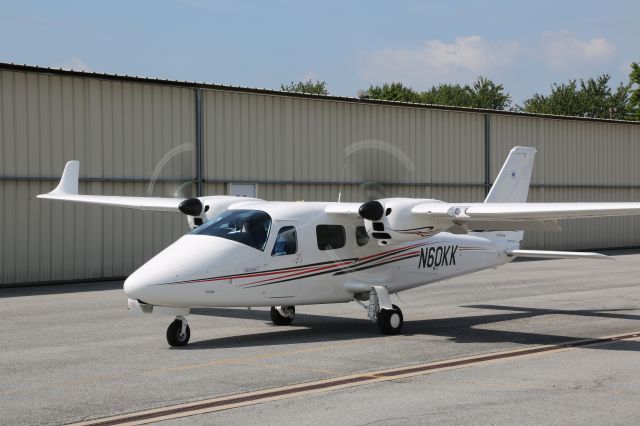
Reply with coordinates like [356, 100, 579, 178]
[270, 305, 296, 325]
[166, 315, 190, 347]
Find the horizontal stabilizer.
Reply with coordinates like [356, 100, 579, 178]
[507, 249, 612, 260]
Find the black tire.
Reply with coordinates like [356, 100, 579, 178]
[166, 319, 190, 347]
[378, 304, 403, 335]
[270, 306, 295, 326]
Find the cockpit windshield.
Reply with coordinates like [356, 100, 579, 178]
[190, 209, 272, 251]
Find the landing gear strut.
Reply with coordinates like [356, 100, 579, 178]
[270, 305, 295, 325]
[367, 286, 403, 335]
[166, 315, 190, 347]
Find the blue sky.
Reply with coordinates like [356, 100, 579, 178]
[1, 0, 638, 104]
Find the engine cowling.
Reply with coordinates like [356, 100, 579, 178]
[360, 198, 452, 244]
[181, 196, 261, 230]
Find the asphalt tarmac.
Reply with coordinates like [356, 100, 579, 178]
[2, 252, 640, 425]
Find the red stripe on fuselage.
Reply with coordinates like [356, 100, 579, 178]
[237, 260, 356, 286]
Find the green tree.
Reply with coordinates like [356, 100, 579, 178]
[521, 74, 631, 120]
[629, 62, 640, 120]
[467, 77, 512, 110]
[280, 79, 328, 95]
[420, 83, 473, 107]
[360, 77, 511, 110]
[359, 82, 421, 103]
[522, 80, 584, 116]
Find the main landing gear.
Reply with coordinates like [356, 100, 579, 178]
[166, 315, 190, 347]
[365, 286, 404, 335]
[270, 305, 296, 325]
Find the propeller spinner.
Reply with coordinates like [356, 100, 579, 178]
[358, 200, 385, 221]
[178, 198, 203, 216]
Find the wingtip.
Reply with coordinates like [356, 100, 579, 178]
[49, 160, 80, 195]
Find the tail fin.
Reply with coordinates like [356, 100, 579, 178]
[484, 146, 536, 203]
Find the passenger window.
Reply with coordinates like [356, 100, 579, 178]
[355, 226, 369, 247]
[271, 226, 298, 256]
[316, 225, 346, 250]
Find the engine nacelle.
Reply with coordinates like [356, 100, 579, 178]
[183, 196, 261, 230]
[362, 198, 452, 244]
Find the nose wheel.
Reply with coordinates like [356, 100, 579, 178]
[270, 306, 295, 325]
[166, 316, 190, 347]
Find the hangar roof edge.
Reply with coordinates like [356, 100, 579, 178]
[1, 61, 638, 127]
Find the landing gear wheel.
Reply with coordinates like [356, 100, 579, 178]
[166, 319, 190, 347]
[378, 304, 403, 335]
[270, 306, 295, 326]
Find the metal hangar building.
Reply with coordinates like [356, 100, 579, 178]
[1, 63, 640, 286]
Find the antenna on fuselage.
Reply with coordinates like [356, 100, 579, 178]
[337, 161, 346, 202]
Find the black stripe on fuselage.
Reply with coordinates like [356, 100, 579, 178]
[330, 241, 440, 276]
[333, 253, 421, 276]
[243, 249, 425, 288]
[243, 243, 432, 287]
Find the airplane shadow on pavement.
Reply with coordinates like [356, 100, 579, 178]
[185, 305, 640, 352]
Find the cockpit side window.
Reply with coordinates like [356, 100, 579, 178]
[190, 209, 272, 251]
[316, 225, 346, 250]
[271, 226, 297, 256]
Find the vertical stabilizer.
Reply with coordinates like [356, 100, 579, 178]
[484, 147, 536, 203]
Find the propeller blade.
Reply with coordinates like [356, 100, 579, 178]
[343, 140, 415, 202]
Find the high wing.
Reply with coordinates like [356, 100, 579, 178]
[325, 145, 640, 233]
[324, 203, 364, 215]
[37, 161, 183, 212]
[411, 202, 640, 222]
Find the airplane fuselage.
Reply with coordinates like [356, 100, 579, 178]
[42, 147, 623, 345]
[124, 202, 517, 308]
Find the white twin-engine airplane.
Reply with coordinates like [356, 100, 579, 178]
[38, 147, 640, 346]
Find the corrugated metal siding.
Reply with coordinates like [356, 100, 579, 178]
[252, 184, 484, 204]
[490, 114, 640, 249]
[203, 90, 484, 188]
[3, 67, 640, 285]
[0, 70, 194, 284]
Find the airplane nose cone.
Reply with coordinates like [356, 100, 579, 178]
[123, 272, 148, 300]
[121, 235, 244, 306]
[123, 254, 178, 303]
